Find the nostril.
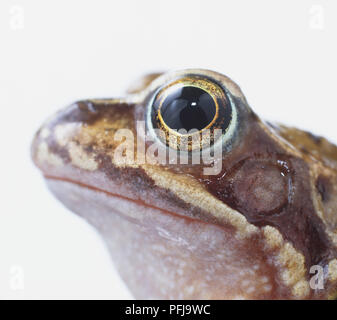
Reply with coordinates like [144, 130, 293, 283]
[55, 101, 100, 125]
[316, 175, 331, 203]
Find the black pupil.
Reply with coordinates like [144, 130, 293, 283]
[160, 86, 216, 131]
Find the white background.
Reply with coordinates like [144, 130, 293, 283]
[0, 0, 336, 299]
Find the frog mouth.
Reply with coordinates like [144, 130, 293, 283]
[43, 174, 206, 225]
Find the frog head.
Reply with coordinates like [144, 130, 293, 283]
[31, 69, 337, 299]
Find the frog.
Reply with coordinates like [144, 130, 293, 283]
[31, 69, 337, 299]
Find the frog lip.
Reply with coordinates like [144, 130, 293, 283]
[43, 174, 215, 226]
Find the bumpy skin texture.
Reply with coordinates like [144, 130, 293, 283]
[31, 69, 337, 299]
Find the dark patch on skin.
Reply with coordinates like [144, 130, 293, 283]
[300, 147, 309, 155]
[96, 153, 155, 190]
[306, 131, 323, 145]
[47, 136, 71, 163]
[316, 175, 331, 202]
[31, 127, 71, 163]
[266, 121, 278, 131]
[50, 100, 134, 127]
[83, 144, 96, 153]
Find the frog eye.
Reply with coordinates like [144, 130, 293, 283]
[148, 76, 235, 152]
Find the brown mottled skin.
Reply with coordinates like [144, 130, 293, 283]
[31, 69, 337, 299]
